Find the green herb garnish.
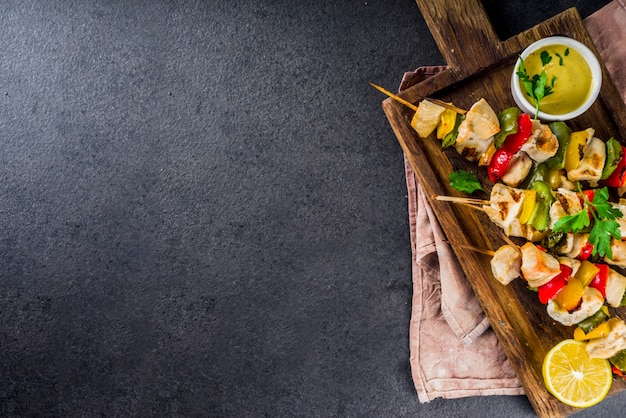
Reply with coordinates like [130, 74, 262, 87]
[516, 54, 555, 119]
[555, 52, 564, 66]
[552, 185, 622, 259]
[449, 170, 485, 194]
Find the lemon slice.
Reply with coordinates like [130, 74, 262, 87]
[542, 339, 612, 408]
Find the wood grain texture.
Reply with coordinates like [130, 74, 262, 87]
[381, 1, 626, 416]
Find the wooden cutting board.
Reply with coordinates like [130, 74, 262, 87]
[381, 1, 626, 417]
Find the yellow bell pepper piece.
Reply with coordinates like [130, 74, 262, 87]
[574, 260, 600, 287]
[553, 276, 585, 312]
[574, 318, 620, 341]
[436, 109, 457, 140]
[518, 189, 537, 224]
[564, 129, 593, 172]
[573, 326, 587, 341]
[478, 142, 496, 166]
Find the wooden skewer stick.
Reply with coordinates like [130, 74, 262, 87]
[445, 237, 523, 256]
[443, 240, 495, 256]
[436, 195, 523, 251]
[369, 83, 417, 111]
[369, 82, 467, 114]
[434, 195, 490, 207]
[498, 233, 521, 252]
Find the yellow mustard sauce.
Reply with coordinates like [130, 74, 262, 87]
[520, 44, 592, 115]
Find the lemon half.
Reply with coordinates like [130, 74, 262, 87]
[542, 339, 612, 408]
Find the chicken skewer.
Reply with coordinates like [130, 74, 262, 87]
[435, 182, 626, 263]
[435, 183, 552, 242]
[372, 85, 626, 193]
[372, 86, 567, 181]
[375, 85, 505, 165]
[455, 239, 626, 366]
[369, 83, 467, 114]
[490, 241, 626, 360]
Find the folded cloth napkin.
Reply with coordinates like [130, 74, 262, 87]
[403, 68, 524, 402]
[405, 0, 626, 402]
[585, 0, 626, 100]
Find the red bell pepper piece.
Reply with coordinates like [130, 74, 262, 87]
[487, 148, 514, 182]
[577, 189, 596, 218]
[501, 113, 533, 153]
[577, 241, 594, 261]
[487, 113, 533, 183]
[581, 189, 595, 204]
[590, 263, 609, 298]
[537, 264, 572, 304]
[604, 146, 626, 188]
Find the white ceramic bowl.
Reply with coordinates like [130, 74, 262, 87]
[510, 36, 602, 121]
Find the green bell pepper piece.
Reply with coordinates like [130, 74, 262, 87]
[540, 231, 565, 250]
[493, 107, 520, 149]
[601, 137, 623, 180]
[520, 162, 549, 190]
[610, 349, 626, 372]
[545, 121, 572, 170]
[577, 307, 610, 333]
[528, 180, 554, 231]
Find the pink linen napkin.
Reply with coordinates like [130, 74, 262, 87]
[402, 68, 524, 401]
[405, 1, 626, 402]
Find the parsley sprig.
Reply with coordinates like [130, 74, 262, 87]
[449, 170, 485, 194]
[516, 51, 556, 119]
[552, 185, 622, 259]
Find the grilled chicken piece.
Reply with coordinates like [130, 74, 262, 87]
[483, 183, 525, 229]
[556, 233, 589, 259]
[556, 172, 577, 191]
[482, 183, 546, 241]
[501, 151, 532, 188]
[411, 100, 446, 138]
[557, 256, 581, 277]
[490, 245, 522, 285]
[606, 268, 626, 308]
[612, 200, 626, 237]
[604, 239, 626, 267]
[479, 211, 547, 241]
[520, 242, 561, 287]
[549, 188, 583, 229]
[586, 319, 626, 359]
[501, 219, 547, 242]
[521, 120, 559, 162]
[567, 136, 606, 185]
[546, 286, 605, 326]
[454, 98, 499, 162]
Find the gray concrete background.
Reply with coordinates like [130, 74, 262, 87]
[0, 1, 620, 416]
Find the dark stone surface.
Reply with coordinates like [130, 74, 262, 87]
[0, 0, 619, 416]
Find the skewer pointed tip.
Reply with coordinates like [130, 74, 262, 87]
[369, 82, 419, 111]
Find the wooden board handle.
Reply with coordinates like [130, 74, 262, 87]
[415, 0, 504, 74]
